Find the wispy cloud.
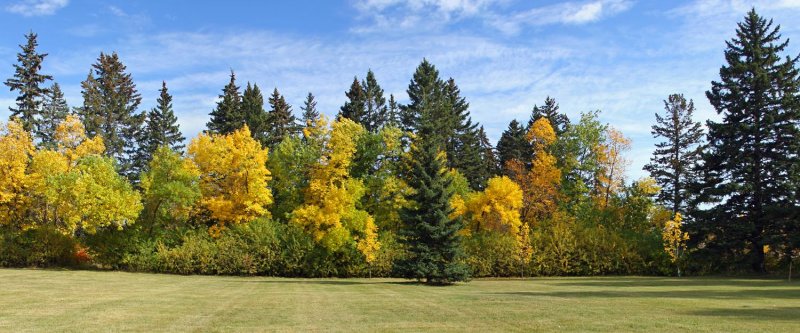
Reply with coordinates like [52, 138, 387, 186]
[5, 0, 68, 17]
[489, 0, 633, 34]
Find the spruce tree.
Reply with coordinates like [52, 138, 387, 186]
[300, 92, 319, 126]
[496, 119, 530, 174]
[363, 69, 387, 131]
[77, 52, 143, 177]
[699, 9, 800, 273]
[37, 82, 68, 149]
[644, 94, 703, 214]
[478, 126, 500, 178]
[442, 77, 485, 189]
[528, 96, 569, 135]
[386, 94, 400, 127]
[4, 32, 52, 133]
[400, 59, 446, 142]
[265, 88, 297, 148]
[397, 101, 470, 285]
[207, 70, 244, 134]
[134, 81, 185, 174]
[241, 82, 269, 146]
[339, 77, 367, 125]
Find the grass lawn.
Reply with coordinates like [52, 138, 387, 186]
[1, 269, 798, 332]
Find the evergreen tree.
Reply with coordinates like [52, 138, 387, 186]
[241, 82, 269, 146]
[300, 92, 319, 126]
[4, 32, 52, 133]
[496, 119, 530, 174]
[396, 101, 470, 285]
[699, 10, 800, 273]
[265, 88, 297, 149]
[363, 69, 387, 131]
[207, 70, 244, 135]
[528, 96, 569, 135]
[442, 77, 485, 189]
[386, 94, 400, 126]
[400, 59, 446, 143]
[644, 94, 704, 214]
[478, 126, 500, 178]
[37, 82, 69, 149]
[76, 52, 143, 177]
[133, 81, 185, 174]
[339, 77, 367, 125]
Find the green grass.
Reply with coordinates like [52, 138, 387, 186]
[1, 269, 798, 332]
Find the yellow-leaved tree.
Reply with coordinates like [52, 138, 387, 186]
[452, 176, 527, 274]
[291, 117, 380, 263]
[663, 212, 689, 276]
[27, 115, 140, 234]
[188, 125, 273, 236]
[595, 127, 631, 207]
[0, 118, 34, 227]
[520, 117, 562, 223]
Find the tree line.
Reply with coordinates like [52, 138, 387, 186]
[1, 9, 798, 283]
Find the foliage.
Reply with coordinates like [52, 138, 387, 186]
[0, 119, 34, 227]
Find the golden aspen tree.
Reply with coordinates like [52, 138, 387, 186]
[0, 118, 34, 226]
[663, 212, 689, 276]
[188, 125, 273, 236]
[596, 127, 631, 207]
[291, 117, 380, 263]
[520, 118, 562, 223]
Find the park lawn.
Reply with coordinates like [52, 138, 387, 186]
[0, 269, 798, 332]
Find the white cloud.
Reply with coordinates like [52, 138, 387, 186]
[5, 0, 68, 16]
[489, 0, 633, 34]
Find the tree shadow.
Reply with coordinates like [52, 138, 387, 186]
[227, 279, 425, 286]
[551, 277, 793, 288]
[494, 288, 800, 300]
[687, 307, 800, 321]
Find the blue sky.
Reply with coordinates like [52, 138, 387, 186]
[1, 0, 800, 180]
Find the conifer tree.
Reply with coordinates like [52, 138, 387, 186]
[300, 92, 319, 126]
[37, 82, 68, 149]
[363, 69, 387, 131]
[644, 94, 703, 214]
[4, 32, 52, 133]
[339, 77, 367, 124]
[528, 96, 569, 135]
[207, 71, 244, 135]
[478, 126, 500, 178]
[133, 81, 185, 174]
[265, 88, 297, 148]
[496, 119, 530, 174]
[386, 94, 400, 126]
[699, 9, 800, 273]
[397, 101, 470, 284]
[76, 52, 143, 177]
[400, 59, 445, 142]
[442, 77, 485, 189]
[241, 82, 269, 146]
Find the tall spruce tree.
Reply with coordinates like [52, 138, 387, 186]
[699, 9, 800, 273]
[265, 88, 297, 148]
[396, 99, 470, 285]
[4, 32, 52, 133]
[300, 92, 319, 126]
[241, 82, 269, 146]
[207, 70, 244, 134]
[134, 81, 185, 174]
[528, 96, 569, 135]
[400, 59, 445, 142]
[644, 94, 704, 214]
[363, 69, 388, 131]
[386, 94, 400, 126]
[478, 126, 500, 178]
[442, 77, 485, 189]
[77, 52, 143, 176]
[496, 119, 530, 174]
[37, 82, 69, 149]
[339, 77, 367, 124]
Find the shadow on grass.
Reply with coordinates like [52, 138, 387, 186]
[228, 279, 425, 286]
[552, 278, 792, 288]
[494, 288, 800, 300]
[686, 307, 800, 321]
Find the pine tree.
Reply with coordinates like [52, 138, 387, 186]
[496, 119, 530, 174]
[265, 88, 297, 149]
[207, 70, 244, 135]
[300, 92, 319, 126]
[396, 101, 470, 285]
[339, 77, 367, 125]
[528, 96, 569, 135]
[386, 94, 400, 126]
[4, 32, 52, 133]
[442, 77, 484, 189]
[400, 59, 446, 142]
[699, 9, 800, 273]
[363, 69, 387, 131]
[478, 126, 500, 178]
[241, 82, 269, 146]
[133, 81, 185, 174]
[76, 52, 143, 177]
[37, 82, 68, 149]
[644, 94, 703, 214]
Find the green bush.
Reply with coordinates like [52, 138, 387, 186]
[0, 226, 77, 267]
